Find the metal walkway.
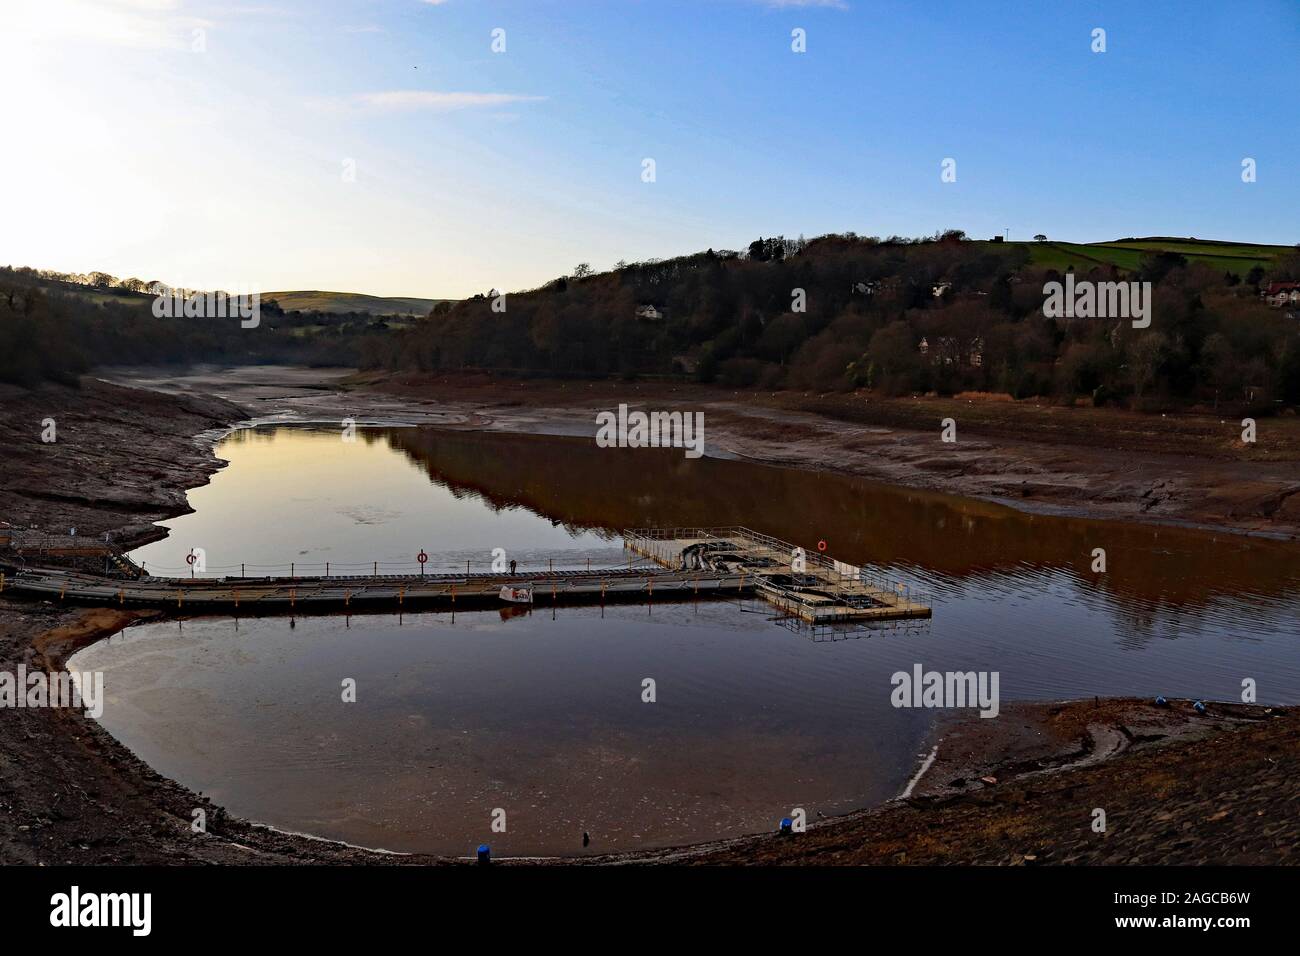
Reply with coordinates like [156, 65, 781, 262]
[0, 528, 932, 623]
[0, 564, 752, 611]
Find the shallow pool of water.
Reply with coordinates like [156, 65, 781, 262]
[71, 425, 1300, 855]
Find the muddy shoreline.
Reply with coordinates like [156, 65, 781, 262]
[1, 368, 1296, 865]
[351, 371, 1300, 539]
[93, 365, 1300, 539]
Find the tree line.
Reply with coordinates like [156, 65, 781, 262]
[6, 234, 1300, 413]
[365, 233, 1300, 412]
[0, 267, 395, 387]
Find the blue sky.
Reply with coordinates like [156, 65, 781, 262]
[4, 0, 1297, 298]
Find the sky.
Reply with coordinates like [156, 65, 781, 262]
[2, 0, 1298, 299]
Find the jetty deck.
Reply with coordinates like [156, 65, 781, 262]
[0, 565, 751, 611]
[624, 527, 932, 624]
[0, 527, 932, 623]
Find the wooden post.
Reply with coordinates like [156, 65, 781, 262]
[291, 562, 295, 579]
[290, 588, 296, 608]
[326, 562, 330, 577]
[399, 587, 404, 606]
[177, 589, 182, 608]
[374, 561, 378, 577]
[118, 589, 124, 605]
[234, 588, 239, 608]
[241, 563, 245, 577]
[0, 572, 4, 593]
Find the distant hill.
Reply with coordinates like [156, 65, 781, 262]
[265, 291, 450, 316]
[997, 236, 1296, 274]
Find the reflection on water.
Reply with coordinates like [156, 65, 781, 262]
[80, 604, 930, 856]
[74, 425, 1300, 856]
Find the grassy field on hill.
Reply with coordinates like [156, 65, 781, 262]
[993, 236, 1292, 275]
[265, 290, 448, 316]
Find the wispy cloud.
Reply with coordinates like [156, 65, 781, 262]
[13, 0, 212, 49]
[318, 91, 547, 114]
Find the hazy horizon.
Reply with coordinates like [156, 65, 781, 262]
[5, 0, 1298, 300]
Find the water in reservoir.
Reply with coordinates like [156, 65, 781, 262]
[71, 425, 1300, 855]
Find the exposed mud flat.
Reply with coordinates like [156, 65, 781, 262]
[352, 372, 1300, 538]
[92, 366, 1300, 537]
[1, 367, 1296, 864]
[604, 698, 1297, 865]
[0, 377, 246, 550]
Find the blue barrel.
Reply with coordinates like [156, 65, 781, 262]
[779, 817, 793, 836]
[1154, 696, 1168, 707]
[476, 844, 491, 865]
[1193, 700, 1207, 714]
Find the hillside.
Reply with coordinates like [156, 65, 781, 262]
[6, 234, 1299, 409]
[264, 290, 449, 316]
[366, 231, 1300, 412]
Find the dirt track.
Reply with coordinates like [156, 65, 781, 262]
[1, 368, 1297, 865]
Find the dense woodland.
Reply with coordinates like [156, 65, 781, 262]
[5, 233, 1300, 412]
[368, 232, 1300, 412]
[0, 268, 388, 386]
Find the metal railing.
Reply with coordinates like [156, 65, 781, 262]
[623, 527, 932, 608]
